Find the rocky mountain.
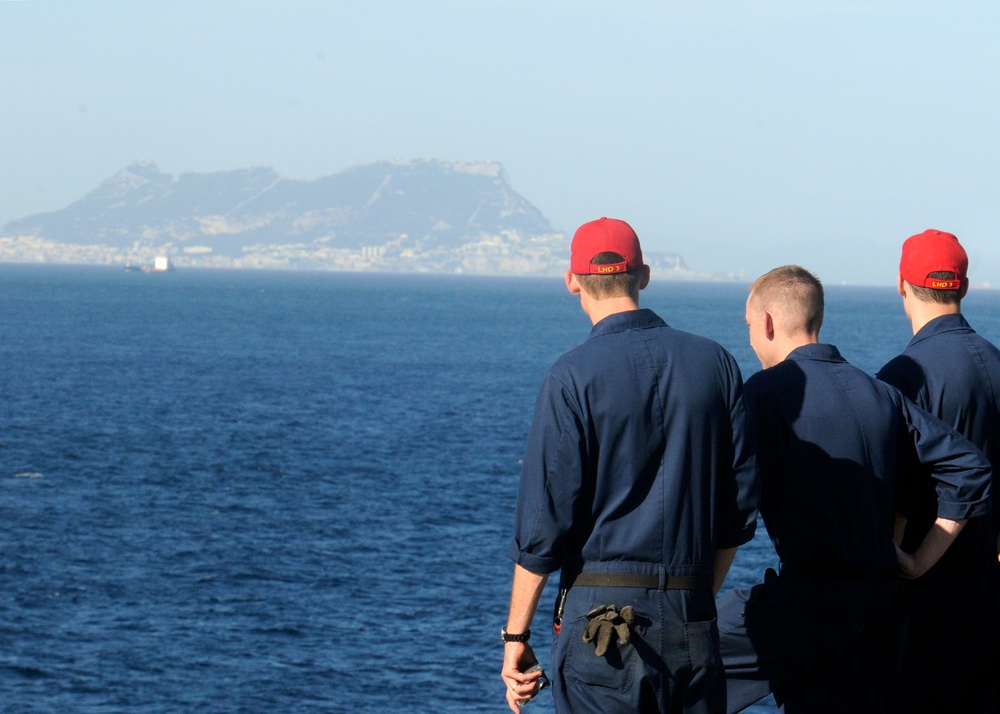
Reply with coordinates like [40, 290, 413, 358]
[0, 159, 694, 276]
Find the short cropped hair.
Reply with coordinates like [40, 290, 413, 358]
[750, 265, 825, 337]
[576, 252, 642, 299]
[908, 272, 963, 306]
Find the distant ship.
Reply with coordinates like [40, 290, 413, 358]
[125, 256, 174, 273]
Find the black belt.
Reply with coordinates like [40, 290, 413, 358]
[568, 572, 713, 590]
[779, 563, 899, 582]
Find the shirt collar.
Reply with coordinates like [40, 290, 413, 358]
[589, 308, 666, 338]
[785, 343, 845, 363]
[909, 313, 972, 348]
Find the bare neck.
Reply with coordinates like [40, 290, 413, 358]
[906, 298, 961, 335]
[772, 332, 819, 366]
[584, 296, 641, 326]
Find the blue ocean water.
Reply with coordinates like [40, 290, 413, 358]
[2, 264, 998, 713]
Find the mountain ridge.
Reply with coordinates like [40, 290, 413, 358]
[1, 159, 696, 277]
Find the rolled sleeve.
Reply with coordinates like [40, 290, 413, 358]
[505, 541, 562, 574]
[901, 395, 993, 521]
[936, 495, 992, 521]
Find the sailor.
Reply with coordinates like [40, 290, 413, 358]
[501, 217, 759, 713]
[877, 229, 1000, 713]
[717, 265, 992, 713]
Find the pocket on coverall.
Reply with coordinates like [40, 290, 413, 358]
[683, 618, 722, 677]
[564, 610, 639, 692]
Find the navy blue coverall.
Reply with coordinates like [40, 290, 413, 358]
[878, 313, 1000, 713]
[507, 309, 760, 713]
[717, 343, 992, 714]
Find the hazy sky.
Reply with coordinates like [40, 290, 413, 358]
[3, 1, 999, 285]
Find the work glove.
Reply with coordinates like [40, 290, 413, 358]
[581, 604, 634, 656]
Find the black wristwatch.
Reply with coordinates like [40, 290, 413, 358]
[501, 626, 531, 643]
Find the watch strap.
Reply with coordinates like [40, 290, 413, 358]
[501, 627, 531, 643]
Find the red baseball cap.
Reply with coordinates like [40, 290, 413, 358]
[570, 217, 644, 275]
[900, 229, 968, 290]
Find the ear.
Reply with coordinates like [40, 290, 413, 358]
[959, 278, 969, 300]
[763, 310, 776, 341]
[565, 270, 582, 295]
[638, 265, 651, 290]
[897, 273, 906, 298]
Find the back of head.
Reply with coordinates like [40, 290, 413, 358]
[899, 229, 968, 306]
[571, 217, 646, 299]
[750, 265, 825, 337]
